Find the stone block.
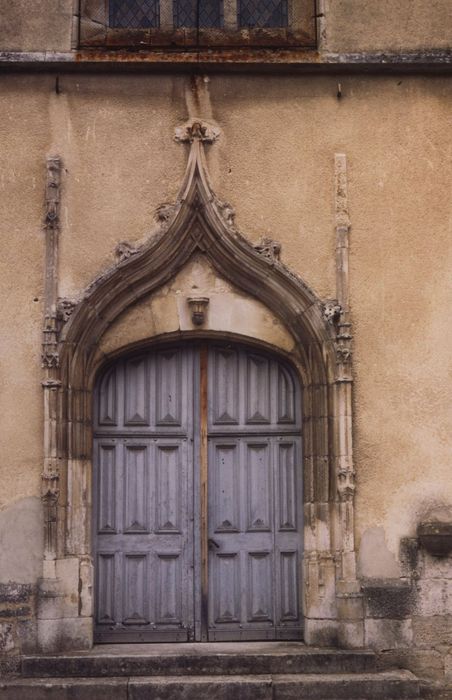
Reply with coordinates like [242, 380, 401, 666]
[272, 670, 419, 699]
[337, 591, 364, 620]
[378, 648, 445, 682]
[0, 583, 35, 605]
[304, 618, 339, 647]
[0, 678, 128, 700]
[21, 648, 377, 678]
[16, 618, 38, 654]
[421, 681, 452, 700]
[0, 623, 15, 653]
[415, 579, 450, 616]
[37, 616, 92, 654]
[79, 559, 93, 618]
[358, 528, 401, 579]
[365, 618, 413, 650]
[337, 620, 365, 649]
[37, 578, 63, 620]
[129, 676, 273, 700]
[412, 615, 452, 647]
[56, 558, 80, 618]
[420, 551, 452, 579]
[363, 580, 415, 619]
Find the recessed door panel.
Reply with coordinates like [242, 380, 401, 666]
[124, 357, 150, 425]
[123, 445, 149, 533]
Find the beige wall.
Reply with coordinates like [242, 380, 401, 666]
[0, 1, 451, 53]
[323, 0, 452, 52]
[0, 71, 451, 581]
[0, 0, 73, 52]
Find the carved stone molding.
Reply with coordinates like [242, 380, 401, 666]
[214, 196, 236, 227]
[174, 120, 220, 144]
[155, 202, 178, 224]
[253, 237, 281, 262]
[115, 241, 139, 262]
[41, 156, 62, 565]
[45, 156, 60, 226]
[337, 464, 356, 502]
[323, 299, 342, 326]
[57, 297, 77, 324]
[41, 378, 62, 388]
[335, 343, 352, 365]
[39, 126, 361, 651]
[42, 156, 61, 371]
[41, 348, 60, 369]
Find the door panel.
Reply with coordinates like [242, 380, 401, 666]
[94, 342, 303, 643]
[93, 350, 195, 643]
[207, 346, 303, 641]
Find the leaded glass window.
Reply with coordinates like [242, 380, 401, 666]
[238, 0, 288, 28]
[174, 0, 223, 28]
[79, 0, 317, 50]
[109, 0, 159, 28]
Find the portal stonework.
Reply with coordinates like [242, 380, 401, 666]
[31, 123, 357, 654]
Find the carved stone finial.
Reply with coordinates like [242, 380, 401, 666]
[254, 237, 281, 262]
[57, 297, 77, 323]
[323, 299, 342, 326]
[187, 296, 209, 326]
[45, 156, 61, 226]
[175, 120, 220, 144]
[155, 202, 177, 224]
[335, 343, 352, 365]
[41, 351, 60, 369]
[215, 197, 235, 227]
[115, 241, 139, 262]
[337, 459, 356, 502]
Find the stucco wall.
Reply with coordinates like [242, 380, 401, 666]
[0, 0, 73, 52]
[323, 0, 452, 52]
[0, 71, 451, 593]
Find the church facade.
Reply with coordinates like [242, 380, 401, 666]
[0, 1, 451, 696]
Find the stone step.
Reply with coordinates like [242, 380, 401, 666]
[0, 671, 420, 700]
[22, 642, 377, 677]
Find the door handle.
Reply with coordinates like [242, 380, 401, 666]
[208, 538, 220, 550]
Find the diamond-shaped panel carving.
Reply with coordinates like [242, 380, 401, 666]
[238, 0, 288, 28]
[174, 0, 223, 28]
[109, 0, 159, 28]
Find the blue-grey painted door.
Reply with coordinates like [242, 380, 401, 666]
[207, 346, 303, 640]
[93, 343, 303, 643]
[93, 348, 195, 642]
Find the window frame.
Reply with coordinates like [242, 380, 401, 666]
[78, 0, 317, 51]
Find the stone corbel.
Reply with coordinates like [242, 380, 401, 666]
[174, 120, 221, 144]
[187, 296, 209, 326]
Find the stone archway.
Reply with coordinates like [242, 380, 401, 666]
[38, 121, 360, 652]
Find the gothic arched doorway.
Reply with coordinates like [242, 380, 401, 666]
[93, 341, 303, 643]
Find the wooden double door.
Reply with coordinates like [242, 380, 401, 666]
[93, 343, 303, 643]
